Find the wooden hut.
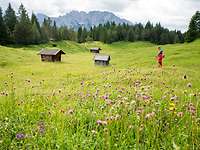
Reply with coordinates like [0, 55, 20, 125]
[38, 49, 65, 62]
[90, 48, 102, 53]
[94, 55, 111, 66]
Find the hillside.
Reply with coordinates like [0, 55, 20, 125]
[36, 11, 132, 29]
[0, 40, 200, 149]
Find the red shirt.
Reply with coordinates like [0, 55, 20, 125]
[157, 53, 164, 62]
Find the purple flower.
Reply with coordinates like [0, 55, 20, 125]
[102, 95, 109, 100]
[142, 95, 151, 100]
[38, 122, 45, 135]
[16, 133, 25, 140]
[96, 120, 107, 125]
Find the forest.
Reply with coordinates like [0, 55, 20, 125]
[0, 3, 200, 45]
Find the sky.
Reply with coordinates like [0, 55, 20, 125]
[0, 0, 200, 32]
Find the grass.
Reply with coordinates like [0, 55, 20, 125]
[0, 39, 200, 149]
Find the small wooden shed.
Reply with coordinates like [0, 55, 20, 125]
[94, 55, 111, 66]
[38, 49, 65, 62]
[90, 48, 102, 53]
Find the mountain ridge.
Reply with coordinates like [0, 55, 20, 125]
[36, 10, 133, 29]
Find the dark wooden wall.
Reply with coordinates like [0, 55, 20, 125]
[95, 60, 109, 66]
[41, 53, 62, 62]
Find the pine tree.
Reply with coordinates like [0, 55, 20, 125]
[31, 13, 42, 44]
[77, 27, 82, 43]
[4, 3, 17, 43]
[52, 21, 59, 41]
[31, 13, 41, 33]
[41, 17, 52, 42]
[186, 11, 200, 42]
[14, 4, 33, 44]
[40, 18, 49, 42]
[160, 32, 169, 45]
[0, 7, 8, 45]
[128, 28, 135, 42]
[81, 28, 88, 43]
[177, 31, 184, 43]
[32, 21, 41, 44]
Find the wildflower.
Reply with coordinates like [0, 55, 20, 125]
[177, 112, 184, 118]
[60, 109, 65, 113]
[10, 72, 14, 78]
[38, 122, 45, 135]
[170, 95, 178, 101]
[105, 99, 113, 105]
[96, 120, 107, 126]
[117, 95, 122, 98]
[134, 80, 141, 87]
[130, 100, 136, 105]
[139, 124, 144, 131]
[67, 109, 74, 115]
[128, 125, 134, 129]
[16, 133, 25, 140]
[102, 94, 109, 100]
[188, 103, 196, 116]
[145, 112, 155, 119]
[91, 130, 97, 135]
[115, 114, 121, 120]
[187, 83, 192, 88]
[25, 79, 31, 83]
[136, 107, 144, 115]
[80, 81, 84, 86]
[104, 128, 109, 133]
[169, 102, 176, 111]
[86, 93, 91, 97]
[142, 95, 151, 100]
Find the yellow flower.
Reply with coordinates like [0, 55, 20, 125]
[169, 102, 176, 111]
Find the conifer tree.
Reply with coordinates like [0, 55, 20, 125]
[0, 7, 8, 45]
[14, 4, 33, 44]
[4, 3, 17, 43]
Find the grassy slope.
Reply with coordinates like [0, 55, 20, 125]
[0, 40, 200, 149]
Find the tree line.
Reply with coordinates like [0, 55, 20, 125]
[78, 22, 185, 44]
[0, 3, 76, 45]
[0, 3, 199, 45]
[185, 11, 200, 42]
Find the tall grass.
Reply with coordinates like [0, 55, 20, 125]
[0, 40, 200, 149]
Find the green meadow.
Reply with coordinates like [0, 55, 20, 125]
[0, 40, 200, 149]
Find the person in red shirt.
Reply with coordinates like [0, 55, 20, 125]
[156, 47, 165, 68]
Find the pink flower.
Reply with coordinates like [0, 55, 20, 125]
[188, 103, 196, 116]
[102, 94, 109, 100]
[177, 112, 184, 118]
[96, 120, 107, 126]
[105, 99, 113, 105]
[142, 95, 151, 100]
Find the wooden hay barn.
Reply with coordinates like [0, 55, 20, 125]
[38, 49, 65, 62]
[94, 55, 111, 66]
[90, 48, 102, 53]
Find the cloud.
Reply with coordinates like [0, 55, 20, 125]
[0, 0, 199, 31]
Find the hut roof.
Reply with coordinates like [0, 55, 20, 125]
[38, 49, 65, 55]
[90, 47, 102, 51]
[94, 55, 110, 61]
